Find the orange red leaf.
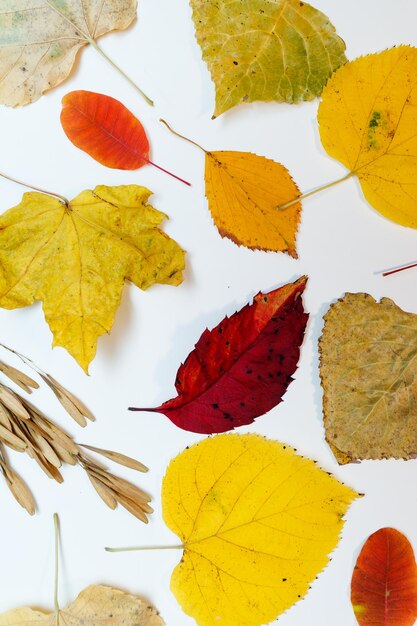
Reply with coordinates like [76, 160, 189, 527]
[61, 90, 150, 170]
[351, 528, 417, 626]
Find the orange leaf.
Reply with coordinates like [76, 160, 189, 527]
[351, 528, 417, 626]
[61, 91, 150, 170]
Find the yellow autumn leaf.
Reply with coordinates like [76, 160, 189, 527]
[191, 0, 346, 117]
[0, 0, 154, 107]
[0, 584, 164, 625]
[162, 433, 359, 626]
[0, 185, 185, 372]
[318, 46, 417, 228]
[205, 151, 301, 255]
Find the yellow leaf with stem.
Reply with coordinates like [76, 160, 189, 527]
[161, 434, 358, 626]
[318, 46, 417, 228]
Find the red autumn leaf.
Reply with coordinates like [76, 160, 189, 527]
[61, 90, 189, 184]
[351, 527, 417, 626]
[130, 276, 308, 433]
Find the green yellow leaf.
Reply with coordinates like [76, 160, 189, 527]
[318, 46, 417, 228]
[0, 0, 137, 106]
[0, 185, 185, 372]
[191, 0, 346, 117]
[0, 584, 164, 625]
[162, 433, 358, 626]
[205, 150, 301, 255]
[320, 293, 417, 464]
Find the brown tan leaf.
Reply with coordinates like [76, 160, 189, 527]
[320, 293, 417, 463]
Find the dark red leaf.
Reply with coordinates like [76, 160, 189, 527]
[130, 276, 308, 433]
[351, 527, 417, 626]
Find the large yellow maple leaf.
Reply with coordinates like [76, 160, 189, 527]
[162, 433, 359, 626]
[0, 185, 185, 372]
[318, 46, 417, 228]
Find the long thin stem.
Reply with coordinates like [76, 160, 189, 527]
[160, 119, 207, 153]
[105, 544, 184, 553]
[382, 261, 417, 277]
[54, 513, 60, 613]
[147, 160, 191, 186]
[0, 171, 69, 205]
[277, 171, 354, 211]
[88, 39, 154, 107]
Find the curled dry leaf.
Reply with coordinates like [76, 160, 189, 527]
[318, 46, 417, 228]
[351, 528, 417, 626]
[0, 0, 150, 107]
[0, 185, 185, 372]
[191, 0, 346, 117]
[131, 276, 308, 433]
[319, 293, 417, 463]
[0, 584, 164, 625]
[163, 434, 358, 626]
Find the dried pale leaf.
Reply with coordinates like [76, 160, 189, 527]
[29, 430, 62, 469]
[4, 469, 36, 515]
[163, 434, 358, 626]
[82, 444, 148, 472]
[191, 0, 346, 117]
[49, 440, 77, 466]
[205, 151, 300, 254]
[320, 293, 417, 463]
[0, 584, 164, 625]
[0, 387, 30, 420]
[0, 185, 185, 372]
[87, 473, 118, 509]
[0, 424, 27, 452]
[0, 1, 137, 107]
[318, 46, 417, 228]
[34, 417, 80, 456]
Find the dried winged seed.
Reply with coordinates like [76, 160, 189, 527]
[32, 416, 79, 456]
[115, 493, 149, 523]
[46, 375, 95, 422]
[87, 473, 118, 509]
[49, 440, 77, 466]
[29, 430, 61, 469]
[92, 467, 151, 503]
[4, 470, 36, 515]
[81, 444, 148, 472]
[0, 424, 27, 451]
[0, 386, 31, 420]
[0, 404, 12, 429]
[0, 361, 39, 393]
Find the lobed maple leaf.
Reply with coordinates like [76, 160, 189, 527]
[0, 185, 185, 372]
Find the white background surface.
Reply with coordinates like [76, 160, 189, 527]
[0, 1, 417, 624]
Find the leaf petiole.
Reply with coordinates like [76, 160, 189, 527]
[87, 39, 154, 107]
[54, 513, 60, 614]
[276, 171, 355, 210]
[0, 171, 69, 206]
[105, 544, 184, 553]
[160, 119, 207, 153]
